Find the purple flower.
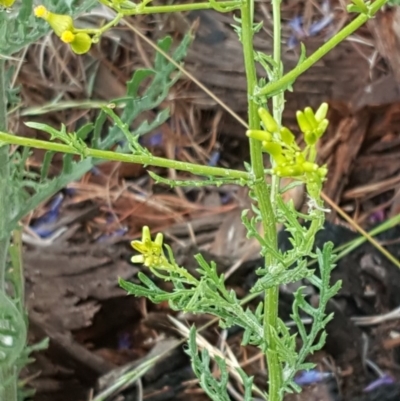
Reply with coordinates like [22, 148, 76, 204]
[289, 16, 305, 37]
[364, 375, 395, 392]
[294, 370, 333, 386]
[208, 150, 220, 167]
[117, 332, 131, 350]
[287, 1, 334, 49]
[31, 193, 64, 238]
[140, 132, 163, 147]
[309, 14, 334, 37]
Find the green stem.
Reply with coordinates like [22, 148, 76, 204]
[267, 0, 284, 398]
[257, 0, 389, 97]
[271, 0, 283, 125]
[76, 13, 124, 35]
[0, 61, 9, 293]
[0, 131, 250, 181]
[124, 1, 242, 14]
[240, 2, 281, 400]
[0, 60, 18, 401]
[9, 229, 24, 313]
[269, 0, 283, 210]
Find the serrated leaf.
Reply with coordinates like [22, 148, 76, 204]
[134, 107, 170, 137]
[76, 123, 94, 141]
[251, 261, 313, 292]
[103, 34, 191, 149]
[24, 122, 62, 139]
[119, 276, 163, 299]
[40, 151, 54, 181]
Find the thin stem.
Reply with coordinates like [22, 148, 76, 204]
[257, 0, 389, 97]
[270, 0, 283, 210]
[266, 0, 284, 398]
[241, 5, 276, 243]
[271, 0, 283, 125]
[240, 2, 281, 400]
[0, 59, 18, 401]
[0, 60, 9, 293]
[10, 229, 24, 312]
[0, 131, 250, 181]
[76, 13, 123, 35]
[123, 1, 242, 14]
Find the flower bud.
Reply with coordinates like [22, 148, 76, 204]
[61, 31, 92, 54]
[302, 161, 318, 173]
[296, 110, 312, 133]
[262, 142, 286, 164]
[34, 6, 74, 37]
[315, 102, 328, 122]
[141, 226, 152, 244]
[155, 233, 164, 247]
[304, 107, 318, 129]
[131, 254, 145, 264]
[274, 165, 303, 177]
[0, 0, 16, 8]
[279, 127, 295, 145]
[246, 129, 272, 143]
[258, 107, 279, 133]
[316, 118, 329, 138]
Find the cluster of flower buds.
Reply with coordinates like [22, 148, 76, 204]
[246, 103, 329, 184]
[296, 104, 329, 146]
[34, 6, 92, 54]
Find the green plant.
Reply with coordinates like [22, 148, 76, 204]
[0, 0, 389, 400]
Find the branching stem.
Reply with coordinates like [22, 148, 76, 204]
[240, 2, 282, 400]
[257, 0, 389, 97]
[0, 131, 250, 181]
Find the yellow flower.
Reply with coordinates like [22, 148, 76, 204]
[0, 0, 16, 8]
[131, 226, 165, 268]
[34, 5, 74, 37]
[61, 31, 92, 54]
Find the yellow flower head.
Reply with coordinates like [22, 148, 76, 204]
[131, 226, 165, 267]
[34, 5, 74, 37]
[61, 30, 75, 44]
[0, 0, 16, 8]
[61, 31, 92, 54]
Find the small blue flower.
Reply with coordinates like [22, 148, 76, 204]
[294, 369, 333, 386]
[364, 375, 395, 392]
